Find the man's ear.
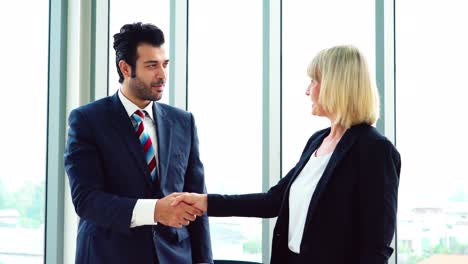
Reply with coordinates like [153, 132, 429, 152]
[118, 60, 132, 79]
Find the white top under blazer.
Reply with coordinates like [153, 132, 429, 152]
[288, 151, 333, 253]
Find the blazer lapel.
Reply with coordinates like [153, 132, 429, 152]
[153, 103, 172, 185]
[275, 129, 330, 233]
[302, 125, 361, 233]
[109, 93, 153, 190]
[292, 132, 328, 182]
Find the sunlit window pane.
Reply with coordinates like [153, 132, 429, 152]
[282, 0, 375, 172]
[396, 1, 468, 263]
[0, 1, 49, 264]
[188, 0, 263, 261]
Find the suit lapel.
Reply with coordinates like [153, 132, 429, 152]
[286, 131, 329, 188]
[275, 129, 329, 234]
[302, 125, 361, 233]
[109, 93, 153, 190]
[153, 103, 172, 185]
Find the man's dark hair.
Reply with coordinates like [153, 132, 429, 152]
[113, 22, 165, 83]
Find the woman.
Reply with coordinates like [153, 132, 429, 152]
[173, 45, 401, 264]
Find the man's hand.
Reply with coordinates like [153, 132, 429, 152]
[171, 193, 208, 212]
[154, 193, 204, 228]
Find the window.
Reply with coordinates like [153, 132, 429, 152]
[0, 1, 49, 263]
[282, 0, 375, 172]
[108, 0, 170, 104]
[187, 0, 263, 261]
[396, 1, 468, 263]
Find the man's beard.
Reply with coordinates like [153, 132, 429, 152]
[130, 77, 164, 101]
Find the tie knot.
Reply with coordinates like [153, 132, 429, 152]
[132, 110, 145, 123]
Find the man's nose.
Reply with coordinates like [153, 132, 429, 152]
[156, 66, 166, 79]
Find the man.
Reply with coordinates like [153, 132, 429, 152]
[64, 22, 213, 264]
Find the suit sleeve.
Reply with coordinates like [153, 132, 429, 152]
[64, 109, 137, 235]
[207, 166, 294, 218]
[207, 134, 317, 218]
[183, 113, 213, 263]
[358, 139, 401, 263]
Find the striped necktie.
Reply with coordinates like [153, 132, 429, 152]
[132, 110, 157, 182]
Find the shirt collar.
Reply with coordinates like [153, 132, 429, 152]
[118, 89, 155, 121]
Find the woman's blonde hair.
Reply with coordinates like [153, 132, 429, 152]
[307, 45, 380, 128]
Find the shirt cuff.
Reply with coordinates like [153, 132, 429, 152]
[130, 199, 158, 228]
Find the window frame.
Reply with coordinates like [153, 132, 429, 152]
[53, 0, 397, 263]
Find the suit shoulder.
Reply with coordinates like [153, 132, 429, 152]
[157, 102, 192, 120]
[354, 123, 388, 143]
[354, 124, 399, 156]
[71, 96, 113, 116]
[157, 102, 188, 114]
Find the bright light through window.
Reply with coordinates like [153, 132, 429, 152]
[0, 1, 49, 264]
[396, 1, 468, 263]
[282, 0, 375, 175]
[188, 0, 263, 261]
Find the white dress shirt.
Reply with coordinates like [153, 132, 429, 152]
[119, 91, 210, 264]
[288, 151, 332, 253]
[117, 90, 159, 228]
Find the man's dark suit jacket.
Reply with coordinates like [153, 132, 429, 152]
[208, 123, 401, 264]
[64, 93, 212, 264]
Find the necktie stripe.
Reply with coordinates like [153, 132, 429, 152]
[132, 110, 158, 183]
[139, 131, 149, 143]
[143, 137, 152, 152]
[134, 111, 144, 119]
[149, 157, 156, 178]
[148, 157, 156, 171]
[136, 122, 144, 137]
[145, 147, 155, 161]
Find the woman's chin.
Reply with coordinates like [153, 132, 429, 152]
[311, 107, 320, 116]
[311, 108, 325, 117]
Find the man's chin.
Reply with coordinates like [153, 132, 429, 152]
[148, 92, 163, 101]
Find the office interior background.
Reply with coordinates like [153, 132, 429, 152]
[0, 0, 467, 263]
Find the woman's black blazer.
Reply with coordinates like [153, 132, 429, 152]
[208, 123, 401, 264]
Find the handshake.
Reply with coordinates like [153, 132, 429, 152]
[154, 192, 208, 228]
